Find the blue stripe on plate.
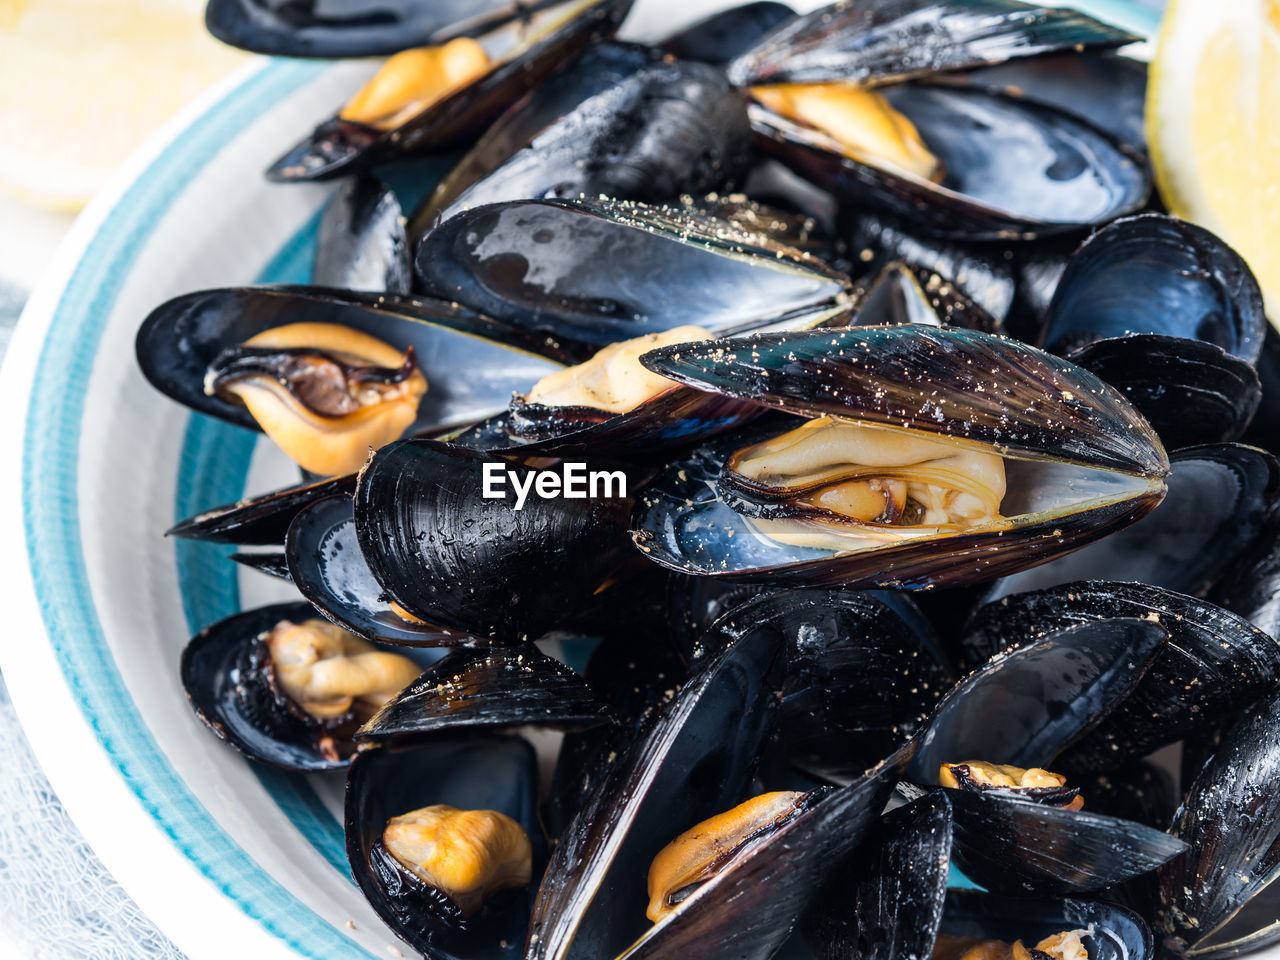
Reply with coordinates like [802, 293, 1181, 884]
[22, 59, 379, 960]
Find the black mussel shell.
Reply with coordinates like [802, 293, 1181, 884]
[135, 286, 573, 434]
[1242, 325, 1280, 459]
[354, 439, 636, 640]
[230, 551, 293, 581]
[1040, 215, 1267, 363]
[181, 601, 436, 769]
[685, 191, 832, 260]
[701, 588, 953, 782]
[909, 617, 1167, 783]
[1212, 515, 1280, 639]
[168, 473, 356, 545]
[410, 42, 655, 234]
[982, 444, 1280, 602]
[414, 198, 853, 346]
[357, 645, 612, 741]
[1068, 336, 1261, 449]
[945, 787, 1186, 897]
[660, 2, 796, 65]
[664, 575, 771, 662]
[207, 0, 531, 57]
[417, 58, 752, 229]
[504, 381, 763, 458]
[838, 260, 1002, 333]
[940, 890, 1153, 960]
[1084, 761, 1180, 832]
[265, 0, 634, 181]
[346, 736, 545, 959]
[932, 51, 1148, 156]
[1157, 686, 1280, 960]
[286, 493, 479, 647]
[805, 790, 952, 960]
[313, 176, 411, 294]
[726, 0, 1137, 89]
[963, 581, 1280, 776]
[844, 211, 1018, 325]
[546, 628, 687, 838]
[526, 626, 786, 959]
[632, 326, 1168, 589]
[753, 84, 1149, 240]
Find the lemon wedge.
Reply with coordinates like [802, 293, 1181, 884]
[0, 0, 246, 211]
[1147, 0, 1280, 320]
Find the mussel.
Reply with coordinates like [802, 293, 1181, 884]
[632, 325, 1169, 589]
[263, 0, 634, 181]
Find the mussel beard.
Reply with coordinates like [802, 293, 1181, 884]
[205, 322, 427, 476]
[721, 417, 1009, 553]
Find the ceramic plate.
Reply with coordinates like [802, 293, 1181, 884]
[0, 2, 1164, 958]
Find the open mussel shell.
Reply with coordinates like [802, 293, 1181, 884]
[932, 51, 1148, 156]
[941, 891, 1153, 960]
[806, 790, 952, 960]
[206, 0, 538, 57]
[982, 444, 1280, 603]
[527, 625, 786, 959]
[1157, 686, 1280, 960]
[354, 439, 636, 640]
[726, 0, 1137, 88]
[265, 0, 634, 181]
[700, 588, 953, 782]
[632, 326, 1168, 589]
[414, 198, 853, 347]
[313, 176, 411, 294]
[416, 57, 752, 230]
[230, 551, 293, 581]
[1068, 336, 1261, 449]
[168, 473, 357, 546]
[180, 600, 440, 769]
[660, 2, 796, 65]
[752, 84, 1149, 240]
[135, 286, 572, 435]
[1040, 215, 1267, 363]
[356, 646, 611, 742]
[346, 736, 545, 960]
[908, 617, 1168, 783]
[963, 581, 1280, 776]
[410, 42, 654, 233]
[286, 494, 483, 647]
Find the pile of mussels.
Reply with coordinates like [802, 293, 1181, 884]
[136, 1, 1280, 958]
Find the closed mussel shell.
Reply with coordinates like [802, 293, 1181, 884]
[354, 439, 637, 640]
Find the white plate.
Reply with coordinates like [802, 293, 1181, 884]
[0, 2, 1165, 958]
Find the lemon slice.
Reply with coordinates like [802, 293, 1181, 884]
[0, 0, 246, 211]
[1147, 0, 1280, 320]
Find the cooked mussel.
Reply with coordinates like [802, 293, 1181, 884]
[412, 55, 752, 230]
[347, 736, 545, 958]
[414, 198, 854, 346]
[632, 325, 1169, 589]
[264, 0, 634, 181]
[180, 601, 427, 769]
[136, 287, 573, 473]
[354, 439, 637, 640]
[1038, 216, 1267, 448]
[962, 581, 1280, 776]
[725, 0, 1137, 90]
